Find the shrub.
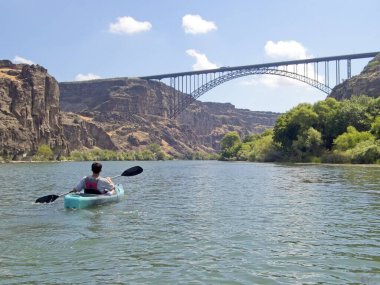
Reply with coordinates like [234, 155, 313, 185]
[33, 144, 54, 161]
[371, 116, 380, 139]
[333, 126, 374, 151]
[350, 140, 380, 164]
[321, 151, 351, 164]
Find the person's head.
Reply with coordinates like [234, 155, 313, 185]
[91, 162, 102, 174]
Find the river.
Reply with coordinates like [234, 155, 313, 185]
[0, 161, 379, 284]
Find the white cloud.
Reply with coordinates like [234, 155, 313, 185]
[12, 56, 34, 65]
[109, 16, 152, 35]
[240, 40, 323, 89]
[186, 49, 218, 70]
[241, 41, 323, 89]
[264, 40, 309, 60]
[182, 14, 217, 34]
[75, 73, 101, 81]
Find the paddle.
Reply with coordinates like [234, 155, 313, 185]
[35, 166, 143, 204]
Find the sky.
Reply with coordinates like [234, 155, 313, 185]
[1, 0, 379, 112]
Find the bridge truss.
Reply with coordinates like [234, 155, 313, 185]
[141, 52, 379, 118]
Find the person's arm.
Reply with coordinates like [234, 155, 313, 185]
[73, 177, 86, 193]
[105, 177, 115, 189]
[99, 177, 115, 192]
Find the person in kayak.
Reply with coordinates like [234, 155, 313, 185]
[73, 162, 116, 195]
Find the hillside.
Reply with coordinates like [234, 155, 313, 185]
[329, 53, 380, 99]
[59, 78, 279, 157]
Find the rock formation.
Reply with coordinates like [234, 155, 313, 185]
[0, 59, 279, 159]
[59, 78, 279, 156]
[329, 53, 380, 100]
[0, 60, 68, 160]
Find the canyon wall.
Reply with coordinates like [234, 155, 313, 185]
[59, 78, 279, 155]
[0, 60, 68, 159]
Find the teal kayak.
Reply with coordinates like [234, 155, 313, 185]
[64, 184, 125, 209]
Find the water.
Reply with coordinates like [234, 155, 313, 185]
[0, 161, 379, 284]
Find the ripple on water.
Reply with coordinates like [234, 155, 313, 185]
[0, 161, 379, 284]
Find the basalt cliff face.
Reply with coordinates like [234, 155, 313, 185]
[59, 78, 279, 156]
[329, 53, 380, 100]
[0, 59, 279, 159]
[0, 60, 68, 159]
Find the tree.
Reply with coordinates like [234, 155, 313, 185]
[248, 132, 281, 162]
[35, 144, 54, 161]
[335, 96, 372, 133]
[313, 98, 340, 149]
[333, 126, 374, 152]
[371, 116, 380, 139]
[350, 140, 380, 164]
[220, 131, 241, 160]
[273, 103, 318, 151]
[292, 127, 323, 160]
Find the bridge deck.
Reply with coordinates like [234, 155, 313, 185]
[141, 52, 379, 80]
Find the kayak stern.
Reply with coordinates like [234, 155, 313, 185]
[64, 184, 125, 209]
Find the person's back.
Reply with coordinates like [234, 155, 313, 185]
[73, 162, 115, 195]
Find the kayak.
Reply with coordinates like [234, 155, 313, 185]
[64, 184, 125, 209]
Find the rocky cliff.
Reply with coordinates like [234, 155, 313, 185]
[329, 53, 380, 100]
[59, 78, 279, 156]
[0, 59, 279, 159]
[0, 60, 68, 159]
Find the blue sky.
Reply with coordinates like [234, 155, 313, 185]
[1, 0, 379, 112]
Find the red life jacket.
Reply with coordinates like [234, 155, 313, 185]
[84, 176, 104, 194]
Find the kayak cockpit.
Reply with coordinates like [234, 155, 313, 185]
[64, 184, 124, 209]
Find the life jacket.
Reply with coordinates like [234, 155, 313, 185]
[84, 176, 105, 194]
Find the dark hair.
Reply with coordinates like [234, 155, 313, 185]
[91, 162, 102, 174]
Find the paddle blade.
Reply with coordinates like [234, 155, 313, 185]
[35, 194, 60, 204]
[121, 166, 143, 177]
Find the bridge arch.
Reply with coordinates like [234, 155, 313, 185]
[141, 52, 379, 118]
[173, 68, 331, 118]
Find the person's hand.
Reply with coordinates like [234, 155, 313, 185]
[106, 176, 113, 183]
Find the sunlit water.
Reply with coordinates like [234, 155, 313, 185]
[0, 161, 379, 284]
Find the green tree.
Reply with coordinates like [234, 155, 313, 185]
[292, 127, 323, 161]
[273, 103, 318, 151]
[148, 143, 166, 160]
[335, 96, 372, 132]
[313, 98, 340, 149]
[371, 116, 380, 139]
[333, 126, 374, 152]
[350, 140, 380, 164]
[236, 143, 252, 161]
[34, 144, 54, 161]
[220, 131, 241, 160]
[366, 96, 380, 120]
[248, 132, 281, 162]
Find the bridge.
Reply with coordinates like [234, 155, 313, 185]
[141, 52, 379, 118]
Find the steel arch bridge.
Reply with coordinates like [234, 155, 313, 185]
[141, 52, 379, 118]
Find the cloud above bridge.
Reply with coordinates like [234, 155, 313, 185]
[75, 73, 102, 81]
[240, 40, 323, 89]
[186, 49, 218, 70]
[109, 16, 152, 35]
[182, 14, 217, 34]
[264, 40, 310, 60]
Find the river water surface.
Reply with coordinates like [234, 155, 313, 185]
[0, 161, 379, 284]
